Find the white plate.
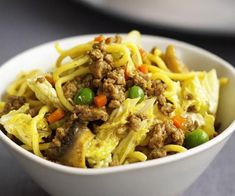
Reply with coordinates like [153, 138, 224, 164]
[78, 0, 235, 35]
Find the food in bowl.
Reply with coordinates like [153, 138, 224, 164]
[0, 31, 227, 168]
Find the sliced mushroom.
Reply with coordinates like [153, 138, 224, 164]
[60, 127, 94, 168]
[46, 121, 94, 168]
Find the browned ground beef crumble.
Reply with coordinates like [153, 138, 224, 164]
[1, 95, 26, 115]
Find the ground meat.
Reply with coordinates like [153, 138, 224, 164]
[126, 79, 134, 88]
[89, 49, 103, 61]
[87, 41, 127, 109]
[104, 54, 113, 64]
[2, 96, 26, 115]
[88, 43, 113, 79]
[107, 68, 126, 85]
[99, 68, 126, 109]
[89, 58, 112, 79]
[101, 78, 125, 100]
[184, 93, 193, 100]
[92, 42, 105, 51]
[63, 80, 78, 99]
[132, 72, 151, 90]
[28, 107, 39, 117]
[187, 105, 197, 112]
[74, 105, 109, 121]
[79, 74, 94, 87]
[92, 78, 102, 88]
[160, 102, 175, 116]
[128, 113, 146, 130]
[164, 121, 185, 145]
[149, 148, 167, 159]
[157, 94, 167, 106]
[148, 80, 167, 96]
[183, 117, 199, 131]
[63, 74, 94, 99]
[147, 120, 184, 159]
[108, 100, 121, 108]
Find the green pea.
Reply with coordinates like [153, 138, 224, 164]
[74, 88, 94, 105]
[128, 85, 145, 102]
[184, 129, 209, 149]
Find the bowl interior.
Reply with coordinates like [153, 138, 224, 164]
[0, 34, 235, 136]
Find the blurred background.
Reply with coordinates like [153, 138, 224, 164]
[0, 0, 235, 195]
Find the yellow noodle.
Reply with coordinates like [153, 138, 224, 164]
[152, 48, 163, 56]
[7, 77, 25, 95]
[163, 144, 187, 153]
[148, 64, 205, 80]
[127, 151, 147, 162]
[30, 106, 49, 157]
[7, 70, 40, 96]
[105, 44, 130, 67]
[17, 82, 28, 96]
[54, 42, 63, 54]
[124, 42, 142, 66]
[147, 53, 169, 71]
[56, 42, 92, 67]
[151, 72, 175, 90]
[53, 55, 89, 81]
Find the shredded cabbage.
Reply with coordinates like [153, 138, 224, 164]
[202, 113, 216, 138]
[181, 69, 219, 138]
[181, 70, 219, 115]
[0, 104, 51, 154]
[86, 98, 139, 167]
[112, 98, 156, 165]
[27, 75, 62, 108]
[86, 98, 156, 168]
[164, 80, 182, 114]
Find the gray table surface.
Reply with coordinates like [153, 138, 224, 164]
[0, 0, 235, 195]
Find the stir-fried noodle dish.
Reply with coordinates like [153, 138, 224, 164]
[0, 31, 227, 168]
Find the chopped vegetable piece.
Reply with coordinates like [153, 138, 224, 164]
[74, 88, 94, 105]
[47, 108, 65, 124]
[124, 69, 129, 80]
[128, 85, 144, 102]
[94, 35, 104, 42]
[139, 64, 148, 74]
[172, 115, 186, 128]
[94, 95, 107, 108]
[27, 74, 62, 108]
[184, 129, 209, 149]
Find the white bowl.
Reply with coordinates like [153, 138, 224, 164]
[0, 34, 235, 196]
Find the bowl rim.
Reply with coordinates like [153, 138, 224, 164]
[0, 33, 235, 175]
